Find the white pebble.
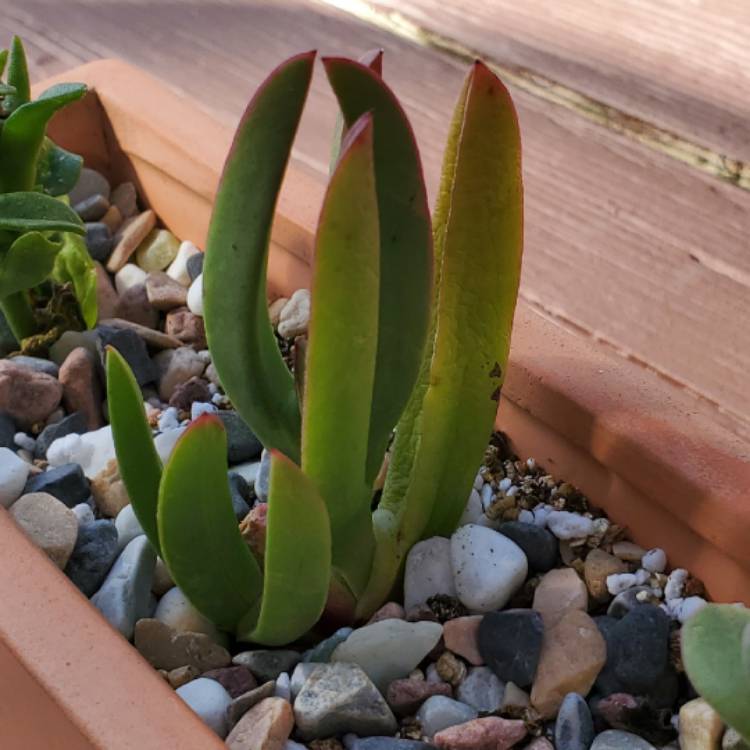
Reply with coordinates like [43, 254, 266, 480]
[274, 671, 291, 701]
[158, 407, 180, 432]
[13, 432, 36, 452]
[532, 504, 553, 528]
[166, 241, 201, 287]
[664, 568, 688, 601]
[641, 548, 667, 573]
[155, 587, 224, 642]
[480, 483, 494, 510]
[634, 569, 651, 586]
[176, 678, 231, 737]
[606, 573, 638, 595]
[191, 401, 217, 420]
[46, 426, 115, 479]
[459, 489, 485, 527]
[517, 509, 535, 524]
[114, 262, 148, 295]
[153, 426, 186, 463]
[546, 510, 594, 540]
[187, 273, 204, 316]
[277, 289, 310, 338]
[506, 485, 519, 497]
[0, 447, 31, 508]
[115, 504, 145, 551]
[498, 477, 513, 492]
[473, 473, 483, 491]
[404, 537, 456, 610]
[72, 503, 95, 526]
[677, 596, 708, 624]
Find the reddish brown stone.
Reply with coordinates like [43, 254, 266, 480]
[225, 697, 294, 750]
[165, 307, 207, 349]
[367, 602, 406, 624]
[59, 347, 103, 430]
[433, 717, 527, 750]
[202, 665, 257, 698]
[0, 361, 63, 429]
[443, 616, 484, 666]
[386, 678, 452, 716]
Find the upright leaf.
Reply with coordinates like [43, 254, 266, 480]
[0, 192, 85, 234]
[324, 57, 433, 485]
[360, 62, 523, 614]
[302, 114, 379, 598]
[683, 604, 750, 742]
[158, 416, 263, 632]
[0, 231, 62, 298]
[239, 450, 332, 645]
[0, 49, 9, 79]
[3, 36, 30, 113]
[106, 347, 163, 556]
[204, 52, 315, 464]
[51, 232, 98, 328]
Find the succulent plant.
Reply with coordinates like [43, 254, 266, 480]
[107, 50, 522, 644]
[0, 36, 95, 343]
[682, 603, 750, 741]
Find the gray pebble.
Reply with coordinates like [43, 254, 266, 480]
[227, 472, 251, 521]
[0, 411, 15, 449]
[416, 695, 477, 738]
[24, 463, 90, 508]
[85, 222, 114, 262]
[255, 449, 271, 502]
[218, 410, 263, 464]
[591, 731, 656, 750]
[96, 326, 157, 386]
[69, 167, 111, 204]
[304, 626, 353, 663]
[555, 693, 595, 750]
[8, 355, 59, 377]
[232, 649, 300, 682]
[74, 193, 109, 222]
[456, 666, 505, 712]
[186, 252, 204, 281]
[64, 519, 119, 596]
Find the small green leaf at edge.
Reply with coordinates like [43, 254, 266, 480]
[204, 52, 315, 465]
[682, 604, 750, 742]
[36, 138, 84, 197]
[4, 36, 30, 112]
[0, 192, 85, 234]
[106, 347, 163, 556]
[51, 232, 98, 328]
[0, 231, 62, 299]
[239, 450, 332, 646]
[158, 415, 263, 632]
[301, 113, 379, 599]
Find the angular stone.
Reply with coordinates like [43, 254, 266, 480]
[0, 447, 30, 508]
[332, 618, 443, 692]
[35, 411, 87, 459]
[96, 325, 157, 385]
[386, 677, 452, 716]
[500, 682, 530, 712]
[91, 536, 156, 639]
[218, 410, 263, 464]
[64, 519, 119, 595]
[46, 424, 116, 480]
[91, 458, 130, 517]
[404, 537, 457, 610]
[226, 697, 294, 750]
[591, 731, 657, 750]
[203, 665, 257, 699]
[546, 511, 595, 540]
[227, 681, 277, 728]
[555, 693, 595, 750]
[592, 693, 676, 746]
[111, 182, 138, 218]
[75, 193, 110, 222]
[114, 283, 159, 329]
[443, 616, 483, 666]
[304, 627, 353, 663]
[60, 347, 104, 430]
[0, 360, 63, 429]
[100, 204, 123, 234]
[277, 289, 310, 338]
[186, 251, 204, 281]
[530, 609, 607, 719]
[456, 666, 505, 713]
[416, 695, 477, 738]
[134, 618, 231, 670]
[168, 376, 210, 411]
[135, 228, 180, 272]
[146, 271, 188, 310]
[478, 609, 544, 688]
[233, 650, 301, 683]
[498, 521, 558, 573]
[176, 677, 232, 737]
[167, 664, 200, 688]
[70, 167, 110, 205]
[187, 273, 203, 316]
[24, 463, 90, 507]
[167, 241, 201, 286]
[106, 210, 157, 272]
[585, 549, 628, 602]
[100, 317, 181, 350]
[154, 346, 206, 400]
[9, 492, 78, 568]
[679, 699, 724, 750]
[433, 717, 527, 750]
[533, 568, 589, 628]
[85, 221, 114, 262]
[165, 306, 207, 349]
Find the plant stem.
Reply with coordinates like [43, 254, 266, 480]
[0, 291, 37, 343]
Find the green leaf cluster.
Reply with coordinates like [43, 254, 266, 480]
[0, 36, 93, 343]
[107, 51, 523, 644]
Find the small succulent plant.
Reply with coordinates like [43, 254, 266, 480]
[107, 50, 523, 644]
[0, 36, 96, 344]
[682, 603, 750, 741]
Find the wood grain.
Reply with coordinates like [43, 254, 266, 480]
[3, 0, 748, 432]
[352, 0, 750, 165]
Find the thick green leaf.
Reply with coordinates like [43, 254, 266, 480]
[324, 57, 433, 485]
[0, 231, 62, 298]
[359, 61, 523, 615]
[36, 138, 84, 196]
[0, 49, 8, 79]
[158, 415, 263, 632]
[0, 82, 87, 192]
[0, 83, 15, 97]
[683, 604, 750, 742]
[51, 232, 98, 328]
[106, 347, 163, 556]
[3, 36, 29, 113]
[301, 114, 379, 599]
[204, 52, 315, 464]
[0, 192, 85, 234]
[239, 450, 332, 645]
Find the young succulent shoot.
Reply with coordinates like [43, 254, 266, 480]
[0, 36, 94, 343]
[682, 604, 750, 742]
[107, 50, 523, 644]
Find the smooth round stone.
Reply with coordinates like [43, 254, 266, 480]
[24, 463, 90, 508]
[592, 731, 657, 750]
[155, 586, 225, 643]
[352, 739, 434, 750]
[186, 251, 204, 282]
[456, 666, 505, 713]
[277, 289, 310, 338]
[478, 609, 544, 688]
[227, 472, 251, 521]
[8, 355, 59, 377]
[0, 360, 63, 429]
[416, 696, 478, 738]
[641, 548, 667, 574]
[176, 677, 232, 737]
[135, 228, 180, 272]
[64, 519, 119, 596]
[187, 273, 204, 316]
[69, 167, 111, 204]
[72, 503, 95, 526]
[274, 671, 291, 701]
[404, 537, 457, 610]
[218, 410, 263, 464]
[606, 573, 638, 596]
[0, 447, 31, 508]
[167, 241, 201, 286]
[115, 263, 148, 295]
[546, 511, 594, 540]
[498, 521, 558, 572]
[450, 524, 528, 612]
[607, 586, 659, 618]
[255, 449, 271, 502]
[115, 503, 145, 551]
[85, 222, 114, 261]
[555, 693, 595, 750]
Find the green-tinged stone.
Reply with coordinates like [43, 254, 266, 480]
[135, 228, 180, 272]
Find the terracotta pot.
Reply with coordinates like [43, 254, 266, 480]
[1, 60, 747, 747]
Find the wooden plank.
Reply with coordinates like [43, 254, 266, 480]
[3, 0, 749, 432]
[348, 0, 750, 166]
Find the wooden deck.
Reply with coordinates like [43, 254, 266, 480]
[4, 0, 749, 437]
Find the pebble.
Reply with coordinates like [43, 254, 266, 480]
[107, 210, 157, 272]
[187, 273, 204, 316]
[91, 458, 131, 517]
[84, 222, 114, 261]
[9, 492, 78, 568]
[293, 663, 397, 741]
[218, 410, 263, 463]
[436, 651, 467, 686]
[111, 182, 137, 218]
[290, 662, 318, 699]
[612, 542, 647, 562]
[443, 616, 483, 666]
[530, 609, 607, 719]
[96, 325, 157, 385]
[167, 241, 201, 286]
[154, 586, 226, 643]
[350, 740, 433, 750]
[75, 193, 110, 222]
[500, 682, 529, 711]
[8, 355, 60, 377]
[226, 696, 294, 750]
[555, 693, 595, 750]
[91, 535, 156, 639]
[63, 519, 119, 596]
[527, 740, 555, 750]
[386, 677, 452, 716]
[203, 665, 257, 699]
[165, 306, 207, 349]
[135, 228, 180, 272]
[14, 432, 35, 452]
[176, 677, 232, 738]
[277, 289, 310, 338]
[169, 377, 211, 411]
[60, 347, 104, 430]
[233, 650, 301, 683]
[607, 587, 660, 618]
[45, 427, 114, 482]
[459, 488, 494, 528]
[152, 556, 175, 596]
[114, 263, 148, 294]
[274, 672, 291, 702]
[114, 283, 159, 329]
[167, 664, 200, 689]
[101, 204, 123, 234]
[433, 716, 527, 750]
[498, 521, 558, 572]
[664, 569, 688, 601]
[331, 618, 443, 692]
[404, 537, 457, 610]
[0, 447, 31, 507]
[186, 251, 204, 281]
[477, 609, 544, 688]
[226, 681, 277, 728]
[153, 426, 186, 463]
[585, 549, 628, 602]
[70, 167, 111, 204]
[722, 728, 750, 750]
[546, 511, 595, 540]
[416, 696, 478, 738]
[451, 524, 528, 612]
[134, 618, 231, 671]
[456, 666, 505, 713]
[641, 548, 667, 574]
[154, 346, 206, 400]
[607, 574, 639, 596]
[268, 297, 289, 326]
[35, 411, 87, 459]
[145, 271, 188, 310]
[678, 698, 724, 750]
[674, 596, 708, 623]
[256, 450, 271, 501]
[114, 504, 144, 551]
[0, 360, 63, 429]
[304, 627, 353, 663]
[0, 411, 14, 449]
[532, 504, 554, 528]
[591, 731, 657, 750]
